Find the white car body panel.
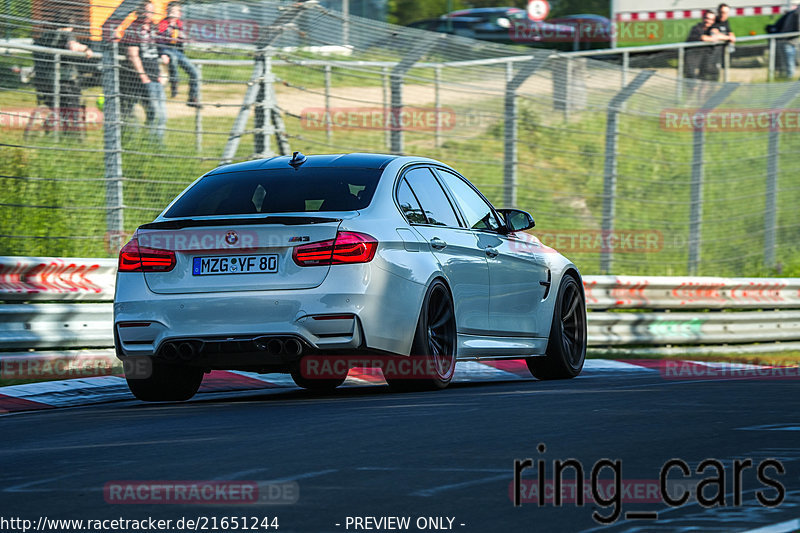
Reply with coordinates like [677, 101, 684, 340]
[113, 154, 582, 368]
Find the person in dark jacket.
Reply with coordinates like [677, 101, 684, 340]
[711, 3, 736, 44]
[120, 1, 170, 143]
[685, 10, 724, 83]
[157, 2, 200, 106]
[775, 4, 799, 78]
[33, 12, 94, 132]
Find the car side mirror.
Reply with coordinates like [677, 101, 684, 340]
[498, 209, 535, 232]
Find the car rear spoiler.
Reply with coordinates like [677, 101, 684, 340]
[139, 216, 343, 231]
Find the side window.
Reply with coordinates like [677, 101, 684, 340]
[436, 170, 502, 231]
[403, 168, 461, 228]
[396, 178, 427, 224]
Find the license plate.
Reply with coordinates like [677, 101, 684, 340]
[192, 255, 278, 276]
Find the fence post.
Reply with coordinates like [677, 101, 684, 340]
[390, 36, 438, 155]
[723, 43, 731, 83]
[195, 63, 203, 153]
[677, 46, 685, 101]
[600, 71, 654, 274]
[768, 37, 776, 82]
[622, 51, 629, 87]
[102, 42, 124, 251]
[342, 0, 350, 47]
[254, 53, 275, 158]
[503, 61, 516, 209]
[52, 53, 60, 139]
[382, 66, 390, 150]
[504, 56, 545, 209]
[389, 70, 404, 154]
[688, 83, 738, 275]
[324, 64, 333, 143]
[434, 64, 442, 148]
[764, 83, 800, 268]
[552, 55, 568, 119]
[563, 57, 572, 122]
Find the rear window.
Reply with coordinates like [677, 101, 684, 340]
[164, 167, 382, 218]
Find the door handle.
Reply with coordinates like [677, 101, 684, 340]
[485, 246, 498, 258]
[430, 238, 447, 250]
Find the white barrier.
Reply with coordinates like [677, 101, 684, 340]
[0, 257, 799, 352]
[2, 257, 799, 310]
[585, 276, 800, 310]
[0, 257, 116, 301]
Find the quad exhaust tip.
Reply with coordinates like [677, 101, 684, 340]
[161, 342, 179, 361]
[159, 341, 198, 361]
[283, 338, 303, 356]
[265, 339, 284, 356]
[178, 342, 196, 361]
[255, 337, 304, 357]
[160, 337, 303, 359]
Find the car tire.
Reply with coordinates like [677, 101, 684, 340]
[290, 359, 348, 392]
[527, 274, 586, 380]
[386, 279, 457, 391]
[124, 356, 204, 402]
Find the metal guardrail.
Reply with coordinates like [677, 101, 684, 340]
[0, 303, 113, 350]
[589, 311, 800, 346]
[1, 257, 799, 353]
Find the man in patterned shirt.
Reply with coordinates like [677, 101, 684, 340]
[120, 1, 170, 143]
[158, 2, 200, 106]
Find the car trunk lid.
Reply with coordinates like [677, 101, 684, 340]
[138, 216, 343, 294]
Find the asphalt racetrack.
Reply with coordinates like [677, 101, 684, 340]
[2, 367, 799, 533]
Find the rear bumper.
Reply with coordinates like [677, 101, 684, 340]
[113, 263, 425, 360]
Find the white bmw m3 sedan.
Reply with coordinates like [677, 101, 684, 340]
[114, 153, 586, 401]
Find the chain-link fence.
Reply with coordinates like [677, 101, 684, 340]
[1, 0, 799, 277]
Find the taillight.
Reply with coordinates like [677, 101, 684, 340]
[118, 238, 176, 272]
[292, 231, 377, 267]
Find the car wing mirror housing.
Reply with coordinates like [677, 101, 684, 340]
[498, 209, 535, 232]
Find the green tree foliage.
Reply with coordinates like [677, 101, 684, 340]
[387, 0, 467, 25]
[549, 0, 610, 18]
[387, 0, 610, 25]
[4, 0, 33, 37]
[465, 0, 527, 7]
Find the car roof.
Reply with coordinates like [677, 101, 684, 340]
[206, 153, 399, 176]
[559, 14, 610, 20]
[449, 7, 522, 16]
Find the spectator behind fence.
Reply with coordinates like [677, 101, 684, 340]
[120, 1, 169, 144]
[33, 12, 94, 133]
[712, 4, 736, 44]
[711, 3, 736, 67]
[685, 10, 724, 83]
[770, 4, 800, 79]
[157, 2, 200, 107]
